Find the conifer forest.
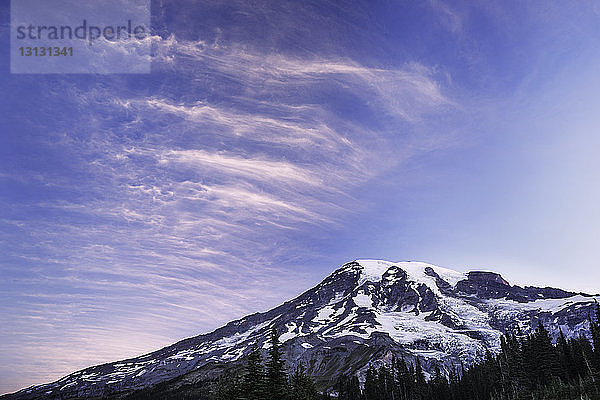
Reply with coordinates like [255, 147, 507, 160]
[126, 303, 600, 400]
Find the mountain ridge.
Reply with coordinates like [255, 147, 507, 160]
[3, 259, 598, 399]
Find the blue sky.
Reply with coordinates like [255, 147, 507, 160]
[2, 0, 600, 394]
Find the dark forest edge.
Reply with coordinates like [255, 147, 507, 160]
[124, 302, 600, 400]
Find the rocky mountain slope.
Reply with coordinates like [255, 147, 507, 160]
[4, 260, 598, 399]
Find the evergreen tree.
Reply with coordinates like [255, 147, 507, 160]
[395, 357, 411, 400]
[348, 375, 362, 400]
[213, 373, 241, 400]
[570, 335, 592, 382]
[429, 365, 449, 400]
[532, 322, 561, 386]
[414, 358, 427, 400]
[407, 362, 416, 399]
[364, 365, 378, 400]
[591, 300, 600, 384]
[290, 363, 318, 400]
[447, 366, 459, 400]
[241, 344, 267, 400]
[266, 327, 289, 400]
[335, 374, 361, 400]
[377, 365, 395, 400]
[557, 328, 576, 383]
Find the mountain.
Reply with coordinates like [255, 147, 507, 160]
[4, 260, 598, 399]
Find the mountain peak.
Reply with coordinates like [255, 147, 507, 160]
[351, 259, 467, 289]
[5, 259, 598, 400]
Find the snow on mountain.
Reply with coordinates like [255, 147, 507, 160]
[356, 260, 467, 288]
[4, 260, 598, 399]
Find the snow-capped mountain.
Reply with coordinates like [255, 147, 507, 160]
[4, 260, 598, 399]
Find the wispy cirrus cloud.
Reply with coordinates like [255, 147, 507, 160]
[152, 35, 454, 120]
[0, 30, 461, 394]
[157, 149, 322, 186]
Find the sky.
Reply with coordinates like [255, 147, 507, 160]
[2, 0, 600, 395]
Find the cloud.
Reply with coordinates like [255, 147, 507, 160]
[152, 34, 454, 121]
[0, 33, 461, 394]
[426, 0, 465, 35]
[158, 149, 321, 186]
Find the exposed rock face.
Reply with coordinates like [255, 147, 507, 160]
[456, 270, 577, 303]
[468, 271, 510, 286]
[455, 271, 513, 299]
[4, 260, 598, 400]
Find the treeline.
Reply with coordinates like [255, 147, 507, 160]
[222, 302, 600, 400]
[131, 302, 600, 400]
[122, 326, 318, 400]
[336, 327, 600, 400]
[334, 301, 600, 400]
[211, 327, 322, 400]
